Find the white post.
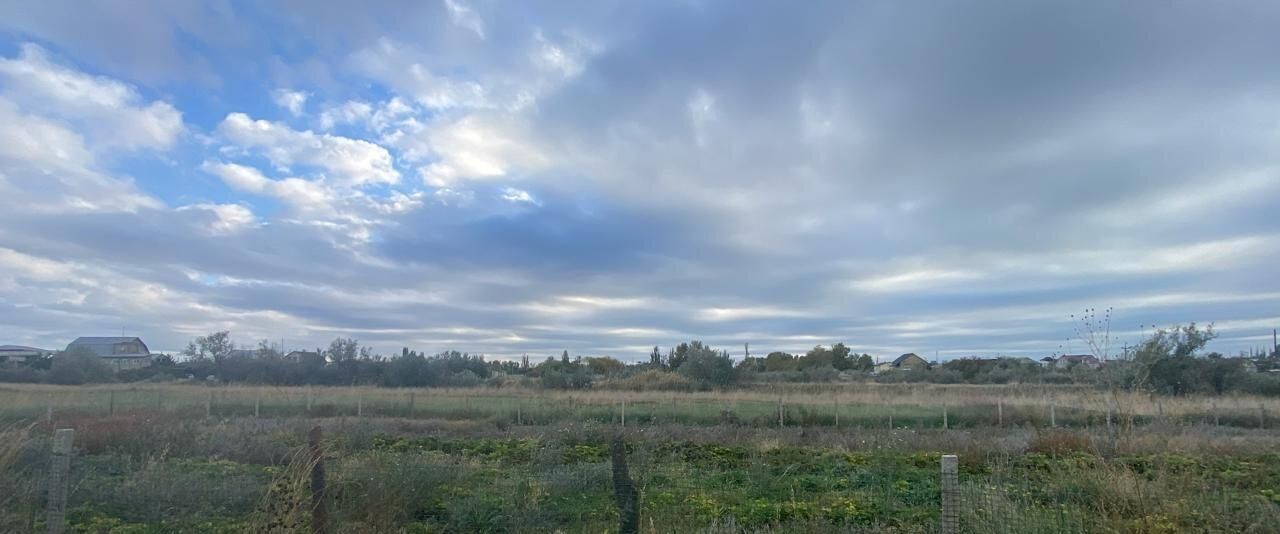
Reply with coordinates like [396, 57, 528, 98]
[46, 429, 75, 534]
[1050, 400, 1057, 428]
[943, 406, 949, 430]
[621, 399, 626, 428]
[940, 454, 959, 534]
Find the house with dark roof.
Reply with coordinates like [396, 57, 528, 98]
[0, 345, 52, 367]
[1053, 354, 1102, 369]
[881, 353, 929, 371]
[66, 337, 153, 371]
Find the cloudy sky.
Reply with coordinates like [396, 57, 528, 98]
[1, 1, 1278, 360]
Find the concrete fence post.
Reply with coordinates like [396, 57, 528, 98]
[777, 398, 785, 428]
[997, 400, 1003, 427]
[610, 435, 639, 534]
[308, 426, 328, 534]
[943, 406, 949, 430]
[1049, 400, 1057, 428]
[621, 399, 626, 428]
[940, 454, 959, 534]
[46, 428, 75, 534]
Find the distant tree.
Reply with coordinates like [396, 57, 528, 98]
[255, 340, 283, 359]
[327, 337, 360, 361]
[763, 351, 795, 372]
[830, 343, 853, 370]
[584, 356, 625, 375]
[854, 353, 875, 371]
[183, 331, 233, 361]
[47, 347, 114, 385]
[561, 350, 571, 365]
[676, 341, 736, 387]
[649, 346, 663, 368]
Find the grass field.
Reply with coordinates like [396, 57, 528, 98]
[2, 383, 1280, 532]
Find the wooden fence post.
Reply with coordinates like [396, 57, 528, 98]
[997, 400, 1003, 427]
[940, 454, 959, 534]
[308, 426, 328, 534]
[888, 414, 893, 430]
[108, 390, 115, 416]
[1049, 400, 1056, 428]
[206, 390, 212, 419]
[777, 398, 784, 428]
[46, 428, 75, 534]
[621, 399, 626, 428]
[610, 435, 639, 534]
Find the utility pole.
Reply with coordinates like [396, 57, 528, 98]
[1273, 329, 1277, 357]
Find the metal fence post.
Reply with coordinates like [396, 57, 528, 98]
[46, 428, 75, 534]
[941, 454, 959, 534]
[610, 435, 639, 534]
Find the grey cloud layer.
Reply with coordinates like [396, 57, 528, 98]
[1, 1, 1278, 358]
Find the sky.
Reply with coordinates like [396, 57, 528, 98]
[1, 1, 1278, 360]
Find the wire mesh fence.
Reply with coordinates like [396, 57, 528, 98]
[4, 424, 1279, 533]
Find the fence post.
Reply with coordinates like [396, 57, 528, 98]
[1049, 400, 1056, 428]
[46, 428, 75, 534]
[516, 403, 522, 426]
[308, 426, 328, 534]
[108, 390, 115, 416]
[943, 406, 949, 430]
[357, 395, 363, 418]
[1260, 404, 1266, 429]
[621, 399, 626, 428]
[1106, 399, 1113, 432]
[778, 397, 785, 428]
[940, 454, 959, 534]
[888, 414, 893, 430]
[206, 390, 213, 418]
[408, 391, 415, 416]
[254, 392, 261, 418]
[610, 435, 639, 534]
[1211, 400, 1218, 427]
[997, 400, 1003, 427]
[306, 387, 313, 412]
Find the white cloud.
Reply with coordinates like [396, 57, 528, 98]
[348, 39, 489, 110]
[177, 203, 258, 235]
[0, 43, 182, 151]
[443, 0, 485, 39]
[318, 100, 373, 130]
[500, 187, 537, 205]
[271, 88, 310, 116]
[418, 115, 547, 186]
[202, 161, 268, 193]
[217, 112, 399, 186]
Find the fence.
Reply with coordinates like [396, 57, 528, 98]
[7, 426, 1274, 533]
[5, 384, 1276, 431]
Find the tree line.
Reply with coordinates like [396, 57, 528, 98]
[1, 324, 1277, 395]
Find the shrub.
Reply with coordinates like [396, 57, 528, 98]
[597, 370, 696, 391]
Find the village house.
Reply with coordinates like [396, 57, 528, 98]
[877, 353, 929, 372]
[1053, 354, 1103, 369]
[66, 336, 153, 371]
[0, 345, 52, 367]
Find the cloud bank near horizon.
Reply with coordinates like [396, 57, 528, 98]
[1, 2, 1278, 359]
